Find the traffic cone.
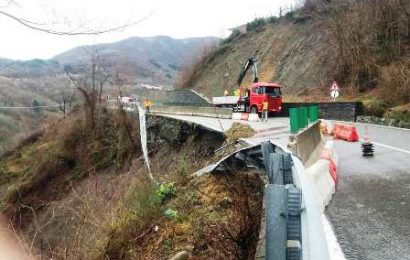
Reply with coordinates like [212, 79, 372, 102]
[361, 126, 374, 156]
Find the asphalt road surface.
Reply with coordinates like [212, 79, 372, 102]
[326, 124, 410, 260]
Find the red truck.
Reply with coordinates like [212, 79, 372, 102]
[237, 82, 282, 114]
[212, 58, 283, 115]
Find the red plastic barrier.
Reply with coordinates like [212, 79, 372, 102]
[328, 160, 338, 186]
[333, 123, 359, 142]
[320, 148, 338, 187]
[241, 113, 249, 121]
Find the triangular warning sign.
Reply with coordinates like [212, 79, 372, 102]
[330, 81, 339, 91]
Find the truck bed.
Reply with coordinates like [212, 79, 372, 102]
[212, 96, 239, 105]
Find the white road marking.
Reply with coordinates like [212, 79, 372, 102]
[322, 215, 347, 260]
[359, 139, 410, 155]
[354, 122, 410, 131]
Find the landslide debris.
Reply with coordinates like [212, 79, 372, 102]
[212, 122, 255, 161]
[225, 122, 255, 141]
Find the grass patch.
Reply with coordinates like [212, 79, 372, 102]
[384, 104, 410, 123]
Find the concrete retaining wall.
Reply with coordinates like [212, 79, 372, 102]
[289, 121, 325, 165]
[150, 105, 233, 119]
[135, 89, 211, 107]
[281, 102, 363, 122]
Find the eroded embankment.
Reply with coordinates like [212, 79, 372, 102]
[0, 113, 263, 260]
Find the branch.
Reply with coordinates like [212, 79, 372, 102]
[0, 7, 157, 35]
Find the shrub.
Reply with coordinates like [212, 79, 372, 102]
[268, 16, 279, 24]
[246, 17, 267, 31]
[362, 98, 390, 117]
[156, 182, 177, 203]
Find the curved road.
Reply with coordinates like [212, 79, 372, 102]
[327, 124, 410, 260]
[157, 114, 410, 259]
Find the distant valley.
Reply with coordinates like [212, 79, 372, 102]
[0, 35, 219, 153]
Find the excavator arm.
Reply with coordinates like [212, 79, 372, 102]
[237, 58, 259, 86]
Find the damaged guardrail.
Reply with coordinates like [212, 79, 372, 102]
[194, 141, 330, 260]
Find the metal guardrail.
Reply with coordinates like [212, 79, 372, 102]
[194, 141, 331, 260]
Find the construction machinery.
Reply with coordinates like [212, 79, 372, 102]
[212, 58, 283, 115]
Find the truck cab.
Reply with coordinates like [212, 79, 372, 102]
[237, 82, 282, 114]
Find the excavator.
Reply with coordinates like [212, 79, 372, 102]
[213, 58, 283, 115]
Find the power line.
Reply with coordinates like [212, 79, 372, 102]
[0, 105, 60, 109]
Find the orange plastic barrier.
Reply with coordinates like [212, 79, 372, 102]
[333, 123, 359, 142]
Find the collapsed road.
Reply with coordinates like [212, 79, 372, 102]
[155, 112, 410, 260]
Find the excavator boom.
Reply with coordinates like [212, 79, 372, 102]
[237, 58, 259, 86]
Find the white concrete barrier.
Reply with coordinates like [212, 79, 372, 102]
[306, 159, 335, 212]
[324, 141, 339, 168]
[232, 112, 242, 120]
[150, 105, 232, 119]
[248, 113, 260, 122]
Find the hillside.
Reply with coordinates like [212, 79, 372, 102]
[181, 0, 409, 117]
[0, 107, 264, 259]
[183, 19, 333, 97]
[0, 36, 219, 86]
[54, 36, 219, 86]
[0, 36, 217, 154]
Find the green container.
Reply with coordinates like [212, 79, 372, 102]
[289, 108, 299, 133]
[309, 106, 319, 123]
[298, 107, 308, 128]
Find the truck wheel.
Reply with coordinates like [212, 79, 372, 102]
[250, 106, 258, 114]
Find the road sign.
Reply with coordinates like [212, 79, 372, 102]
[331, 90, 339, 101]
[330, 81, 339, 91]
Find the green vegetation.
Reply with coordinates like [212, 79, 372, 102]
[246, 17, 267, 31]
[384, 104, 410, 123]
[156, 182, 177, 203]
[362, 98, 391, 117]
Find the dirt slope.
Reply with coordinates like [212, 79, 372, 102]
[186, 19, 334, 98]
[184, 2, 409, 112]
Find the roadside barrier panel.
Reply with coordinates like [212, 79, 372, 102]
[333, 123, 359, 142]
[306, 159, 335, 212]
[309, 106, 319, 123]
[297, 107, 309, 129]
[290, 108, 299, 133]
[290, 106, 317, 133]
[289, 121, 324, 165]
[232, 112, 242, 120]
[320, 149, 338, 184]
[248, 113, 260, 122]
[241, 113, 249, 121]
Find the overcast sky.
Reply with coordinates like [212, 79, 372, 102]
[0, 0, 298, 60]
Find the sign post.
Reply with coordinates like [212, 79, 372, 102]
[330, 81, 340, 102]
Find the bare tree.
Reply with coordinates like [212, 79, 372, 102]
[110, 71, 125, 101]
[58, 81, 76, 118]
[65, 47, 109, 131]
